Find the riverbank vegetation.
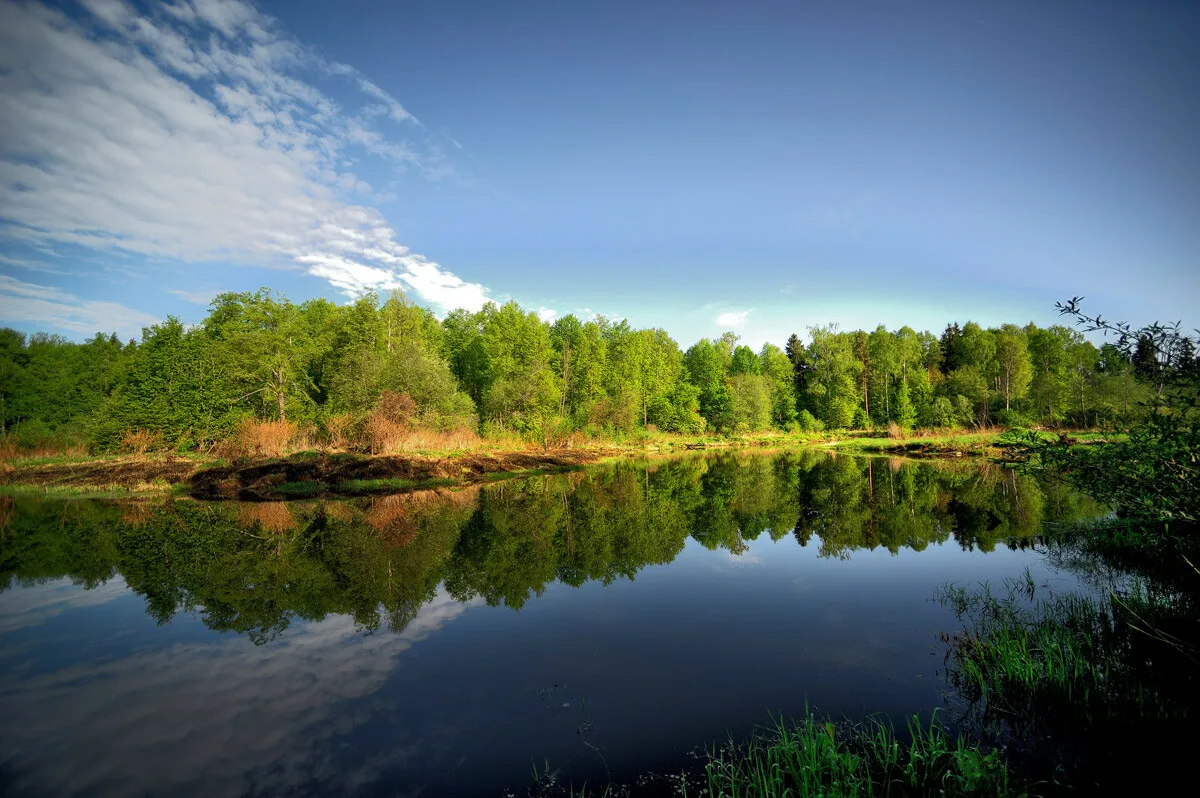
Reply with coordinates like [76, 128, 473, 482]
[927, 300, 1199, 794]
[1, 290, 1171, 460]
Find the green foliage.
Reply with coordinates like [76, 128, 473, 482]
[894, 377, 916, 430]
[700, 710, 1018, 797]
[938, 556, 1197, 790]
[1018, 299, 1199, 523]
[806, 326, 860, 429]
[796, 409, 822, 432]
[1, 290, 1166, 452]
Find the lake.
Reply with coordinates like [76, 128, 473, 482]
[0, 451, 1105, 797]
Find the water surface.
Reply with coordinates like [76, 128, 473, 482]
[0, 451, 1105, 796]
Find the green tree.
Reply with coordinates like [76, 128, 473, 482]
[204, 289, 317, 422]
[994, 324, 1032, 413]
[895, 377, 916, 430]
[760, 342, 798, 428]
[1028, 324, 1073, 425]
[684, 338, 734, 432]
[480, 302, 559, 432]
[806, 326, 860, 429]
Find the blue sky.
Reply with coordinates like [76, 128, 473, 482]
[1, 0, 1197, 347]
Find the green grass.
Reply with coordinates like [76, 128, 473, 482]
[338, 477, 458, 493]
[0, 484, 145, 499]
[690, 710, 1020, 798]
[477, 464, 591, 483]
[828, 431, 1003, 452]
[938, 568, 1196, 748]
[273, 480, 325, 496]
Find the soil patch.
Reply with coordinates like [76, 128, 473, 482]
[188, 449, 606, 500]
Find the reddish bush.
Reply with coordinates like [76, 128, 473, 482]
[223, 418, 297, 458]
[120, 429, 164, 455]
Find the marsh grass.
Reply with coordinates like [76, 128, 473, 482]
[694, 710, 1019, 798]
[938, 565, 1197, 788]
[274, 480, 325, 497]
[0, 484, 143, 499]
[339, 477, 458, 494]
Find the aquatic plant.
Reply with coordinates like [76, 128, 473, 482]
[937, 566, 1197, 789]
[694, 710, 1020, 797]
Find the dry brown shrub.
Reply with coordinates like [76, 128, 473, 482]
[120, 428, 164, 455]
[120, 502, 157, 527]
[223, 418, 298, 458]
[361, 391, 420, 454]
[0, 440, 87, 462]
[0, 495, 14, 534]
[365, 494, 419, 543]
[0, 439, 19, 462]
[363, 413, 407, 454]
[238, 502, 295, 533]
[292, 425, 317, 452]
[375, 391, 417, 426]
[887, 421, 905, 440]
[365, 487, 480, 544]
[322, 501, 355, 522]
[324, 413, 356, 450]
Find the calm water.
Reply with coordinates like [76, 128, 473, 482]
[0, 451, 1104, 797]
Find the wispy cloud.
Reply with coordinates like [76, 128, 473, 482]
[1, 586, 480, 797]
[0, 254, 67, 274]
[537, 306, 558, 323]
[715, 309, 751, 328]
[167, 288, 220, 306]
[0, 275, 160, 338]
[0, 0, 491, 314]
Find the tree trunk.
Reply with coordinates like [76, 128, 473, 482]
[275, 363, 287, 422]
[559, 342, 570, 417]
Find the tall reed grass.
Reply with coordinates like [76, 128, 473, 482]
[937, 565, 1196, 782]
[694, 710, 1017, 797]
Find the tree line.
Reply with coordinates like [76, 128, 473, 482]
[0, 288, 1187, 452]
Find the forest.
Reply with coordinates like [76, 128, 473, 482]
[0, 288, 1188, 455]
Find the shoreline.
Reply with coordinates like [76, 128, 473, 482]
[0, 429, 1115, 499]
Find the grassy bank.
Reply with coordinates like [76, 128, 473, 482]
[826, 429, 1120, 458]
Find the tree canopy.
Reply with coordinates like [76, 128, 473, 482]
[0, 288, 1170, 453]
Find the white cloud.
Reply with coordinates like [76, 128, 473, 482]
[0, 275, 160, 338]
[0, 253, 67, 273]
[166, 288, 220, 306]
[537, 306, 558, 323]
[0, 0, 491, 315]
[0, 575, 126, 633]
[0, 587, 480, 797]
[715, 309, 751, 327]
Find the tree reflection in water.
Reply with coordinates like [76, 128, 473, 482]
[0, 451, 1104, 643]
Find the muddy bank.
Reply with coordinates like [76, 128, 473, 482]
[0, 449, 608, 497]
[189, 449, 605, 500]
[0, 456, 200, 492]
